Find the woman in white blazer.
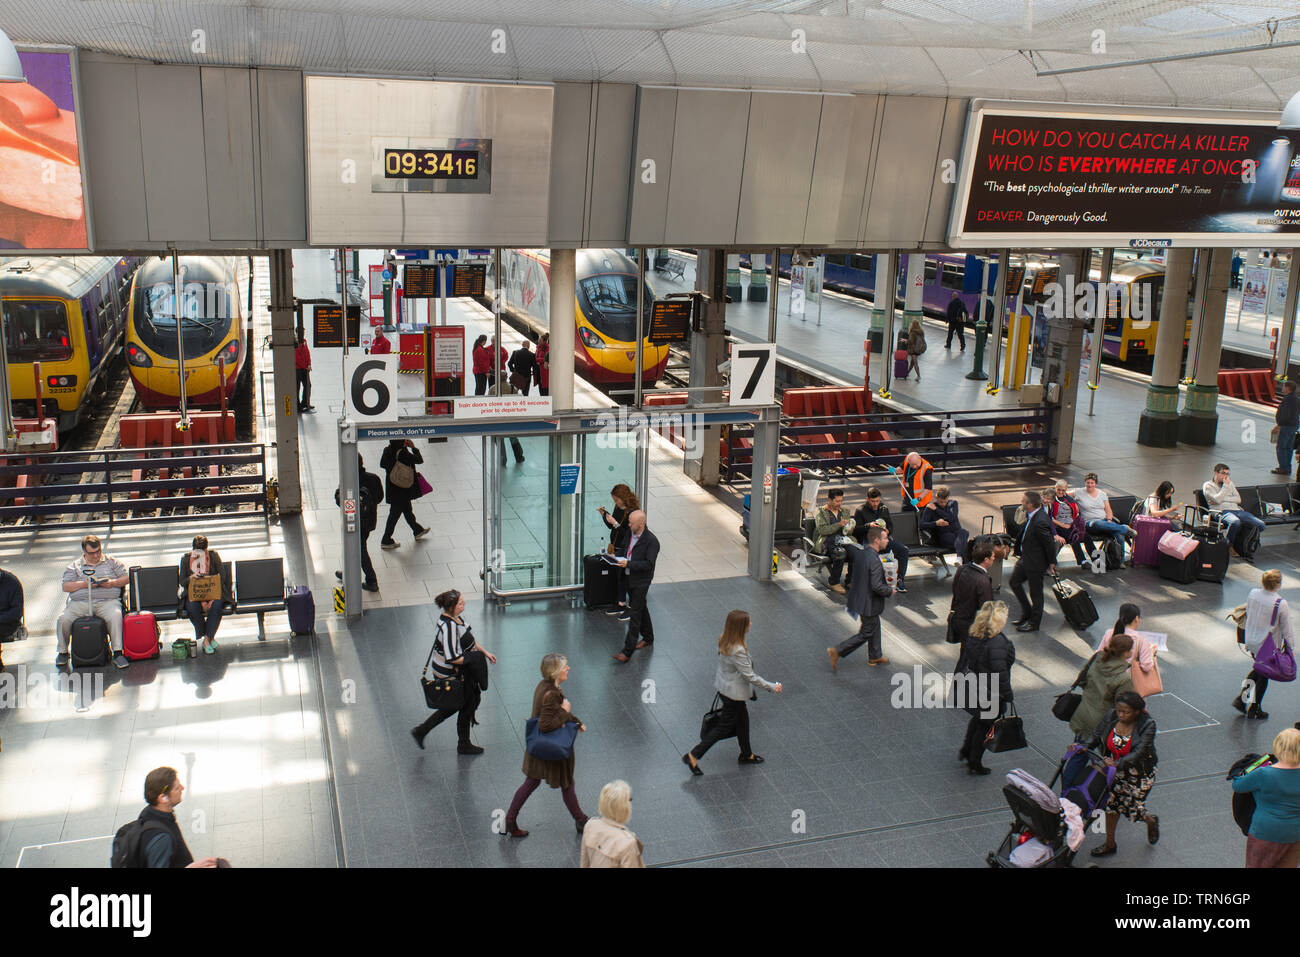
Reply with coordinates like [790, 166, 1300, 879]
[683, 610, 782, 775]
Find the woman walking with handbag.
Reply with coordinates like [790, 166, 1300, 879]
[905, 319, 926, 381]
[683, 610, 782, 775]
[1080, 690, 1160, 857]
[379, 439, 430, 549]
[411, 590, 496, 754]
[179, 534, 225, 655]
[1069, 633, 1134, 740]
[955, 600, 1015, 776]
[1098, 603, 1161, 698]
[504, 653, 588, 838]
[1234, 569, 1296, 720]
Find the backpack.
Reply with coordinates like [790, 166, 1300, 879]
[1104, 538, 1125, 571]
[1235, 522, 1261, 560]
[111, 817, 168, 868]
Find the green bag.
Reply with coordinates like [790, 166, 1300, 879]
[171, 639, 193, 661]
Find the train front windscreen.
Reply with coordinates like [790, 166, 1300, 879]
[3, 300, 73, 362]
[136, 282, 234, 359]
[577, 274, 653, 343]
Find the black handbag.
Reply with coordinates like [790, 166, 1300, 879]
[420, 644, 465, 711]
[945, 611, 960, 644]
[1052, 653, 1096, 722]
[700, 693, 730, 739]
[984, 703, 1027, 753]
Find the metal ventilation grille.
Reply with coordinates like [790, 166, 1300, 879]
[0, 0, 1296, 108]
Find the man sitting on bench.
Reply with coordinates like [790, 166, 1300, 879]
[56, 535, 129, 669]
[0, 561, 23, 671]
[920, 485, 970, 560]
[1203, 463, 1266, 557]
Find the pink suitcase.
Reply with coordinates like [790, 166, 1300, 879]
[1133, 516, 1173, 567]
[1157, 529, 1198, 559]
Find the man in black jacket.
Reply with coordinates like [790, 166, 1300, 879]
[828, 525, 894, 671]
[114, 767, 218, 868]
[334, 454, 383, 593]
[853, 486, 909, 593]
[1273, 380, 1299, 475]
[508, 340, 540, 397]
[919, 485, 970, 560]
[0, 563, 22, 670]
[1008, 490, 1056, 633]
[945, 292, 968, 350]
[949, 542, 995, 664]
[613, 510, 659, 662]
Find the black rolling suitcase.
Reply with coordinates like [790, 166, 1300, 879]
[70, 574, 110, 668]
[1051, 573, 1099, 630]
[583, 554, 619, 609]
[1195, 537, 1230, 583]
[1158, 550, 1198, 584]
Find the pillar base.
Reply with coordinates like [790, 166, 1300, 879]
[747, 286, 768, 302]
[1178, 412, 1219, 446]
[726, 283, 744, 302]
[1137, 412, 1180, 447]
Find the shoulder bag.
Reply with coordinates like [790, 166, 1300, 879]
[1131, 645, 1163, 698]
[524, 716, 579, 761]
[390, 458, 415, 490]
[420, 641, 465, 710]
[700, 692, 731, 739]
[984, 702, 1027, 753]
[1254, 599, 1297, 682]
[1052, 652, 1096, 721]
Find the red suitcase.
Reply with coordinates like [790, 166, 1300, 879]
[1132, 515, 1172, 567]
[123, 611, 160, 660]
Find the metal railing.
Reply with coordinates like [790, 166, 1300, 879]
[0, 442, 269, 531]
[722, 406, 1052, 481]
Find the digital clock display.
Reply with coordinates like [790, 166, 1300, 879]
[383, 149, 479, 179]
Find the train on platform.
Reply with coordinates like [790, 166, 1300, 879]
[749, 250, 1178, 370]
[491, 248, 669, 387]
[124, 256, 248, 410]
[1, 255, 140, 431]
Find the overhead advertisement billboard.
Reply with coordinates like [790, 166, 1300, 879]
[0, 47, 90, 251]
[948, 101, 1300, 248]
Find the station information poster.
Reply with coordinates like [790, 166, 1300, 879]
[949, 104, 1300, 247]
[0, 48, 89, 251]
[313, 304, 361, 348]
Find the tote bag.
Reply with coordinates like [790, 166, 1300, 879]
[524, 716, 579, 760]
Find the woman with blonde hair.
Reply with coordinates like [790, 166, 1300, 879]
[955, 600, 1015, 776]
[580, 780, 645, 868]
[1232, 727, 1300, 868]
[906, 319, 926, 381]
[683, 610, 783, 775]
[503, 653, 588, 838]
[1234, 569, 1293, 720]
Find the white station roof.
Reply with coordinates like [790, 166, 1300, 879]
[5, 0, 1300, 111]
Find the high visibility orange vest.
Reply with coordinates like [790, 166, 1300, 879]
[905, 459, 934, 508]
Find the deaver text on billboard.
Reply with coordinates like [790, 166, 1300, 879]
[949, 104, 1300, 247]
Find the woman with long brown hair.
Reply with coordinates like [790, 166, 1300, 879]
[599, 483, 642, 620]
[683, 610, 783, 775]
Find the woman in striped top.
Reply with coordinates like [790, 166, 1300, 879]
[411, 590, 496, 754]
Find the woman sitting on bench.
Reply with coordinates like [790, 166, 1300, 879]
[180, 535, 225, 655]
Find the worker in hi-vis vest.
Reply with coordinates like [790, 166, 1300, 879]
[899, 452, 934, 512]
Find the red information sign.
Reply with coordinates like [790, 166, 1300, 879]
[426, 326, 466, 415]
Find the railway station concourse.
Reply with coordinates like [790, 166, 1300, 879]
[1, 4, 1300, 906]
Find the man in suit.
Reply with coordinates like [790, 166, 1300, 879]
[949, 542, 996, 670]
[613, 510, 659, 662]
[827, 524, 894, 671]
[1008, 490, 1056, 633]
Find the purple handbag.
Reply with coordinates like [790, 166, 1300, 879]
[416, 473, 433, 496]
[1254, 599, 1297, 682]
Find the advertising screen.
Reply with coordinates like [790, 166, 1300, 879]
[0, 48, 88, 251]
[949, 103, 1300, 248]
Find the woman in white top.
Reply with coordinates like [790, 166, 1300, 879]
[1142, 481, 1182, 527]
[1077, 473, 1135, 558]
[683, 610, 782, 774]
[1235, 569, 1293, 721]
[1098, 603, 1159, 697]
[411, 589, 497, 753]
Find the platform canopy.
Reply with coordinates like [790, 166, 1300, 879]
[4, 0, 1299, 111]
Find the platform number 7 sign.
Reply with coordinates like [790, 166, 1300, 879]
[344, 353, 399, 420]
[729, 344, 777, 406]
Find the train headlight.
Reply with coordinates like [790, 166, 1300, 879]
[126, 344, 152, 368]
[220, 339, 239, 365]
[579, 326, 605, 350]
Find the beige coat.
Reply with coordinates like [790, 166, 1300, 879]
[579, 818, 644, 868]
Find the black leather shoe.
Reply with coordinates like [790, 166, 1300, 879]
[1146, 814, 1160, 845]
[1011, 617, 1027, 626]
[410, 727, 425, 750]
[682, 753, 703, 776]
[1016, 621, 1039, 632]
[1089, 843, 1118, 857]
[457, 742, 484, 755]
[1247, 705, 1270, 720]
[967, 762, 991, 775]
[738, 754, 765, 765]
[1231, 696, 1247, 714]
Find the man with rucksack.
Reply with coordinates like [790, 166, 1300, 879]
[111, 767, 219, 868]
[335, 454, 383, 593]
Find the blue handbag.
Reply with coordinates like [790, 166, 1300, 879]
[525, 716, 579, 761]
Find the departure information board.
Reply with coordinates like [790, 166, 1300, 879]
[402, 265, 439, 298]
[648, 300, 692, 343]
[313, 304, 361, 348]
[452, 264, 487, 297]
[402, 263, 486, 298]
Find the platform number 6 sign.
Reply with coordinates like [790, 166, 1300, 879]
[729, 344, 777, 406]
[344, 354, 399, 419]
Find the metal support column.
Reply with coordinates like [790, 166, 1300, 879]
[987, 249, 1011, 394]
[493, 249, 504, 397]
[1272, 251, 1300, 383]
[768, 248, 779, 341]
[684, 250, 727, 486]
[634, 248, 645, 408]
[269, 250, 302, 514]
[0, 290, 14, 451]
[746, 409, 780, 581]
[1087, 248, 1113, 415]
[338, 419, 361, 620]
[879, 251, 899, 396]
[549, 249, 577, 412]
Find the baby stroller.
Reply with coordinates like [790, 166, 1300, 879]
[987, 745, 1116, 868]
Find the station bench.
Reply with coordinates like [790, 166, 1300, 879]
[655, 256, 688, 282]
[128, 557, 296, 641]
[1194, 487, 1300, 532]
[798, 510, 960, 582]
[1002, 495, 1138, 566]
